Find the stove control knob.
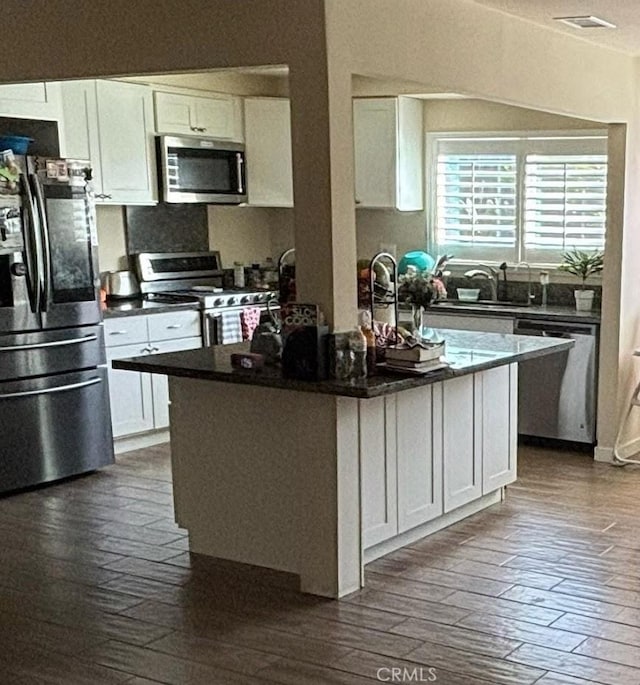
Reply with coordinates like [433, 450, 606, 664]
[227, 297, 237, 306]
[213, 298, 224, 307]
[240, 295, 251, 305]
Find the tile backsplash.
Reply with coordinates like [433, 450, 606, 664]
[125, 205, 209, 255]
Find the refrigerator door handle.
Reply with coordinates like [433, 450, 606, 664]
[31, 173, 52, 312]
[0, 333, 98, 352]
[0, 377, 102, 400]
[20, 174, 42, 313]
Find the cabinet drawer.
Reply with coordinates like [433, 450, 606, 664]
[147, 310, 201, 342]
[104, 317, 149, 347]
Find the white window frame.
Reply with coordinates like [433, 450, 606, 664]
[426, 130, 608, 266]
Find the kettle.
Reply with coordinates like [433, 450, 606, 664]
[102, 271, 141, 300]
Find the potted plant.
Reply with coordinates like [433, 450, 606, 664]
[558, 249, 604, 311]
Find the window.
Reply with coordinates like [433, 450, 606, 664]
[428, 132, 608, 264]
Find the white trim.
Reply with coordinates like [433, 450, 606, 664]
[595, 437, 640, 463]
[114, 429, 170, 455]
[363, 488, 502, 563]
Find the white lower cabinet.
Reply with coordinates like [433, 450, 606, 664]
[443, 374, 482, 512]
[397, 385, 443, 532]
[361, 364, 518, 551]
[481, 364, 518, 494]
[104, 311, 201, 440]
[360, 396, 398, 549]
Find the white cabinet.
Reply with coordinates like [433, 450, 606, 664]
[0, 82, 62, 120]
[361, 363, 517, 551]
[104, 311, 201, 440]
[443, 375, 482, 512]
[244, 98, 293, 207]
[60, 80, 157, 205]
[154, 91, 243, 141]
[481, 364, 518, 494]
[360, 396, 398, 548]
[424, 311, 515, 334]
[396, 384, 443, 532]
[353, 97, 423, 211]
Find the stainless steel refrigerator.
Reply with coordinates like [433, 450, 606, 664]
[0, 156, 114, 494]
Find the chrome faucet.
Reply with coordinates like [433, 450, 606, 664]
[463, 265, 499, 301]
[515, 261, 534, 305]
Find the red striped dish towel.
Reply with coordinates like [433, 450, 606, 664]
[241, 307, 262, 341]
[219, 311, 243, 344]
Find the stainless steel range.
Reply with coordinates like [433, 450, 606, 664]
[133, 251, 278, 346]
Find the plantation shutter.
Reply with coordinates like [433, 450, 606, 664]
[435, 153, 517, 248]
[524, 154, 607, 251]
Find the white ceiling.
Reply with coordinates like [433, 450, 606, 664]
[470, 0, 640, 54]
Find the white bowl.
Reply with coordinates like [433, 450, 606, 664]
[457, 288, 480, 302]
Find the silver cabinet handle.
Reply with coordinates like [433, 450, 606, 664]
[0, 334, 97, 352]
[0, 377, 101, 400]
[96, 193, 113, 200]
[109, 330, 128, 336]
[166, 324, 182, 329]
[142, 345, 160, 354]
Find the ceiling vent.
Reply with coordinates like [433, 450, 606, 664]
[553, 15, 616, 29]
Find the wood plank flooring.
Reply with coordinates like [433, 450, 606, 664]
[3, 443, 640, 683]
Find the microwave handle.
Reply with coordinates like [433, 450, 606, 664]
[236, 153, 244, 194]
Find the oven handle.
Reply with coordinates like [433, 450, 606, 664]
[203, 311, 219, 347]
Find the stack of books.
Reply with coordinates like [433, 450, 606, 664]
[383, 340, 449, 374]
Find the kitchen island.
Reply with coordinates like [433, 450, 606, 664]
[114, 330, 573, 597]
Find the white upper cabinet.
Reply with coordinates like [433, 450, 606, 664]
[244, 98, 293, 207]
[0, 82, 63, 120]
[154, 90, 243, 141]
[60, 80, 157, 205]
[353, 97, 424, 211]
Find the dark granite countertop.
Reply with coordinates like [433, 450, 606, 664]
[112, 329, 574, 399]
[424, 301, 600, 324]
[102, 299, 200, 318]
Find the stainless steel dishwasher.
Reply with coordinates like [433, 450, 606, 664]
[515, 319, 598, 444]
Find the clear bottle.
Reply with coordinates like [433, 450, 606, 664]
[349, 326, 367, 380]
[359, 310, 377, 375]
[233, 261, 245, 288]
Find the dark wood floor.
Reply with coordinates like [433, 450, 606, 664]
[3, 444, 640, 683]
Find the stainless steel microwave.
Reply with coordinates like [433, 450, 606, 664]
[157, 135, 247, 204]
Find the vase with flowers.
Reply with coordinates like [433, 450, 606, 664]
[397, 266, 447, 337]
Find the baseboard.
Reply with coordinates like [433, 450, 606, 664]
[363, 490, 502, 564]
[114, 429, 170, 455]
[594, 437, 640, 463]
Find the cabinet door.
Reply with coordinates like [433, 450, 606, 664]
[353, 99, 397, 208]
[360, 395, 398, 548]
[154, 91, 195, 136]
[443, 374, 482, 512]
[106, 343, 154, 438]
[244, 98, 293, 207]
[0, 82, 62, 120]
[423, 312, 514, 334]
[150, 336, 202, 429]
[482, 364, 517, 493]
[96, 80, 157, 204]
[194, 95, 242, 140]
[397, 384, 443, 533]
[59, 80, 104, 195]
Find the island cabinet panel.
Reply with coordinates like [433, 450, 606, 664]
[424, 311, 515, 334]
[360, 395, 398, 548]
[482, 364, 518, 493]
[443, 374, 482, 512]
[396, 384, 444, 532]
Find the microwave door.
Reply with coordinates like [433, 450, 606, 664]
[34, 179, 101, 330]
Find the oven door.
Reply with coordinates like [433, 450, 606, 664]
[159, 136, 247, 204]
